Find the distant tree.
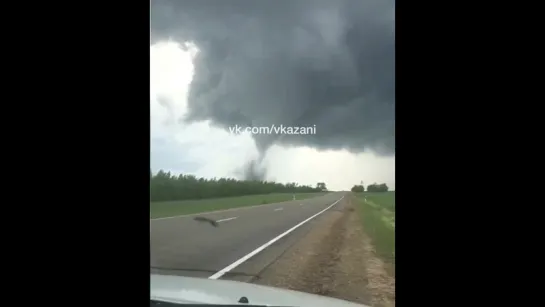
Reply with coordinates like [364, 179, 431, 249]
[367, 183, 389, 192]
[351, 185, 364, 193]
[150, 169, 322, 202]
[316, 182, 327, 191]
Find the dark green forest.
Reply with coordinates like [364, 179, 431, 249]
[151, 169, 323, 202]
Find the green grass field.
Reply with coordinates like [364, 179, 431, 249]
[355, 191, 395, 268]
[150, 192, 327, 219]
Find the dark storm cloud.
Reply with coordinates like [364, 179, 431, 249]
[151, 0, 395, 156]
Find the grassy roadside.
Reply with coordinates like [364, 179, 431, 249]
[354, 192, 395, 271]
[150, 192, 327, 219]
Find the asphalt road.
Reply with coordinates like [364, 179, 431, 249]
[150, 192, 348, 282]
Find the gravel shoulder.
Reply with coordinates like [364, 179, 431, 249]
[253, 195, 395, 307]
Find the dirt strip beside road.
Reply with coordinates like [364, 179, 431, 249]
[254, 196, 395, 307]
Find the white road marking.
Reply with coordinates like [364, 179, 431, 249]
[208, 195, 345, 280]
[274, 208, 283, 211]
[216, 217, 238, 223]
[300, 203, 304, 206]
[151, 215, 189, 221]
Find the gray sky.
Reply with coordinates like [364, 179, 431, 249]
[150, 0, 395, 191]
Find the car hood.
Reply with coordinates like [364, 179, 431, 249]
[151, 274, 367, 306]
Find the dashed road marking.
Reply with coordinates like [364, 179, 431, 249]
[216, 217, 238, 223]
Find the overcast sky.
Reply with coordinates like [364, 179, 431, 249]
[150, 0, 395, 191]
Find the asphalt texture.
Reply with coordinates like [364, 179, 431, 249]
[150, 192, 348, 282]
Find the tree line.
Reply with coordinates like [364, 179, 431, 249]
[351, 183, 389, 193]
[151, 169, 323, 202]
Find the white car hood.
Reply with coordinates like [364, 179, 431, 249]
[151, 274, 367, 306]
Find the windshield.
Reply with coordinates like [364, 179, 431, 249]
[150, 0, 395, 306]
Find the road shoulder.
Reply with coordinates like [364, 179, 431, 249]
[253, 195, 395, 307]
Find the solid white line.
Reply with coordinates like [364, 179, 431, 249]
[151, 215, 188, 221]
[216, 217, 238, 223]
[208, 195, 345, 280]
[274, 208, 283, 211]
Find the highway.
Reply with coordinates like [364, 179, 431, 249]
[150, 192, 348, 282]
